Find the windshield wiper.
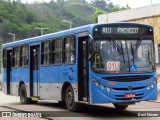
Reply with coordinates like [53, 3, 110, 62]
[130, 38, 142, 65]
[109, 37, 125, 65]
[130, 43, 135, 64]
[120, 42, 125, 65]
[133, 38, 142, 54]
[109, 37, 123, 55]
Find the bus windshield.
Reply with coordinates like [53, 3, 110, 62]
[92, 38, 155, 73]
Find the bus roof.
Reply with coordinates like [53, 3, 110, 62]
[2, 22, 152, 49]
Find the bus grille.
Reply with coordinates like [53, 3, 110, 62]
[102, 75, 153, 82]
[115, 94, 144, 100]
[112, 86, 145, 91]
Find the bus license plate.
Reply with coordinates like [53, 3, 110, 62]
[125, 94, 136, 98]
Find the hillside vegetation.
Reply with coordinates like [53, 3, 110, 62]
[0, 1, 97, 43]
[26, 2, 96, 31]
[0, 0, 130, 43]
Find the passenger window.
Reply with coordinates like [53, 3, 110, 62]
[21, 45, 28, 67]
[13, 47, 20, 67]
[52, 38, 62, 65]
[41, 41, 51, 65]
[64, 36, 76, 64]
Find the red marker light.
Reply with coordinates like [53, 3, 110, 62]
[93, 79, 99, 86]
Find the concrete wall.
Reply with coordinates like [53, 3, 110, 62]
[107, 4, 160, 22]
[98, 14, 108, 23]
[98, 4, 160, 22]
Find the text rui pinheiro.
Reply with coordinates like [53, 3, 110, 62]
[138, 112, 159, 117]
[2, 112, 42, 118]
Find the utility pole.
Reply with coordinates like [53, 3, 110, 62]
[35, 27, 49, 35]
[63, 20, 72, 29]
[8, 33, 16, 42]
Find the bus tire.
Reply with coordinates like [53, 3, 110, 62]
[19, 84, 31, 104]
[65, 85, 81, 112]
[114, 104, 128, 110]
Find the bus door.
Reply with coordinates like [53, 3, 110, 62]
[78, 36, 89, 101]
[6, 49, 12, 94]
[30, 45, 40, 97]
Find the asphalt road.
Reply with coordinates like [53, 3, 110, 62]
[0, 91, 160, 120]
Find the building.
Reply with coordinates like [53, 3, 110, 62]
[98, 3, 160, 65]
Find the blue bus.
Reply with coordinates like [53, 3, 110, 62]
[2, 22, 157, 111]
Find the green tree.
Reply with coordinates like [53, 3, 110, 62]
[106, 1, 114, 12]
[57, 0, 64, 6]
[93, 0, 108, 11]
[111, 4, 130, 12]
[92, 9, 105, 23]
[68, 0, 86, 3]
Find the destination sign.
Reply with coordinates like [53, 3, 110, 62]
[102, 27, 139, 34]
[93, 25, 153, 36]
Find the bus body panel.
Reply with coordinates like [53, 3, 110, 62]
[40, 66, 51, 99]
[39, 66, 60, 99]
[2, 68, 7, 94]
[48, 65, 60, 100]
[59, 64, 79, 102]
[90, 82, 157, 103]
[18, 67, 30, 97]
[89, 65, 157, 104]
[11, 68, 21, 95]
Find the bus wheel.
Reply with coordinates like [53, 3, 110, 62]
[114, 104, 128, 110]
[20, 84, 30, 104]
[65, 85, 81, 111]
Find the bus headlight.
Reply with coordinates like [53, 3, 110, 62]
[147, 86, 150, 90]
[100, 85, 105, 90]
[107, 88, 111, 92]
[151, 84, 154, 88]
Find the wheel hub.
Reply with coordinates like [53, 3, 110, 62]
[66, 91, 73, 105]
